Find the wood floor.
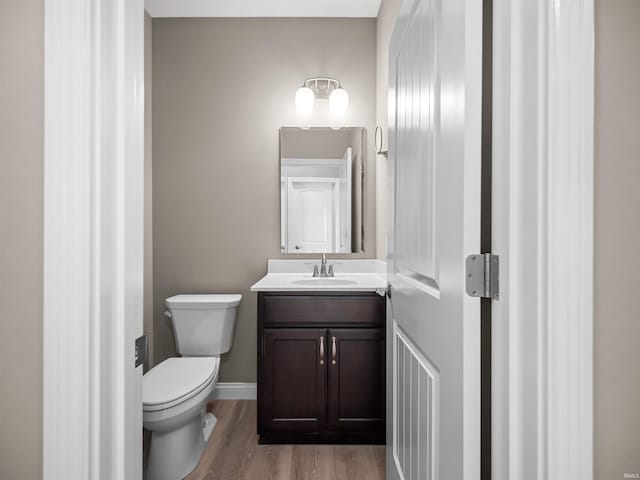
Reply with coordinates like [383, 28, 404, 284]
[184, 400, 386, 480]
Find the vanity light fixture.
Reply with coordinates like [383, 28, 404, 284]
[295, 77, 349, 117]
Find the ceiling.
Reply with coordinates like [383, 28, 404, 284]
[145, 0, 382, 18]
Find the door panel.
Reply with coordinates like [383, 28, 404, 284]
[261, 328, 327, 432]
[327, 328, 385, 433]
[387, 0, 483, 478]
[394, 324, 438, 480]
[288, 180, 336, 252]
[395, 0, 438, 288]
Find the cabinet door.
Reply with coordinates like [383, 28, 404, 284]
[327, 328, 385, 433]
[261, 328, 327, 433]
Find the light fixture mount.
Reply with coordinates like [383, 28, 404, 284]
[302, 77, 341, 99]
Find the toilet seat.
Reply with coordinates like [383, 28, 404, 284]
[143, 357, 219, 412]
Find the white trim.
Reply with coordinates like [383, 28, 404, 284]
[43, 2, 93, 477]
[43, 0, 145, 479]
[212, 382, 258, 400]
[144, 0, 382, 18]
[492, 0, 594, 479]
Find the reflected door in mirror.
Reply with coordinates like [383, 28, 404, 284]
[288, 180, 337, 252]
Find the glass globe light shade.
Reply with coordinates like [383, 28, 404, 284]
[329, 87, 349, 117]
[295, 86, 315, 116]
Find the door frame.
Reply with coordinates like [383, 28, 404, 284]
[491, 1, 594, 478]
[43, 0, 145, 478]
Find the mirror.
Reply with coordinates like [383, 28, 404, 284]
[280, 127, 365, 254]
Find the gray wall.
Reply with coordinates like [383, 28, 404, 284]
[152, 18, 377, 380]
[0, 1, 43, 478]
[594, 0, 640, 477]
[144, 10, 154, 370]
[280, 127, 352, 159]
[375, 0, 402, 260]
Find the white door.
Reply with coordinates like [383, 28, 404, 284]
[288, 180, 337, 252]
[340, 148, 353, 253]
[387, 0, 483, 478]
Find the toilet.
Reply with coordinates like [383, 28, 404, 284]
[143, 294, 242, 480]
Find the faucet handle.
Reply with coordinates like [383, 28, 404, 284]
[328, 263, 343, 277]
[313, 265, 319, 277]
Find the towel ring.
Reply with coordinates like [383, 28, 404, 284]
[375, 125, 388, 157]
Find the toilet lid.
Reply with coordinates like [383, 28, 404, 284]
[143, 357, 219, 409]
[166, 294, 242, 310]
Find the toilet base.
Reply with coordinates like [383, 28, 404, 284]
[202, 412, 217, 442]
[147, 408, 217, 480]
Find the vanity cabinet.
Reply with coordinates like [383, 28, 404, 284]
[257, 292, 385, 444]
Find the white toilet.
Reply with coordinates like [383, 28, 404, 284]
[143, 294, 241, 480]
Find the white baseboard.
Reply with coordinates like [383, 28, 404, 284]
[212, 382, 257, 400]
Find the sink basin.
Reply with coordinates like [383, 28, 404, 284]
[292, 278, 358, 286]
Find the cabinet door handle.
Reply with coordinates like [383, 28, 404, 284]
[319, 336, 325, 365]
[331, 336, 337, 365]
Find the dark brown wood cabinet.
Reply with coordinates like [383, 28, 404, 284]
[257, 292, 385, 444]
[327, 328, 385, 432]
[262, 328, 327, 433]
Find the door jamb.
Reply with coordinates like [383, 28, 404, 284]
[491, 1, 594, 478]
[43, 1, 145, 478]
[480, 0, 493, 478]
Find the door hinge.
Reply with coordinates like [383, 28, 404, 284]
[135, 334, 148, 368]
[465, 254, 499, 300]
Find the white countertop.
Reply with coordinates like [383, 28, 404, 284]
[250, 259, 387, 293]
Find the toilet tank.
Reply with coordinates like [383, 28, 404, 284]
[166, 294, 242, 356]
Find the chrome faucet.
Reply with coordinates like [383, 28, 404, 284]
[312, 253, 335, 278]
[320, 253, 329, 277]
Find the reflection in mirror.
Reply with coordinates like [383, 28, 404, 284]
[280, 127, 365, 254]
